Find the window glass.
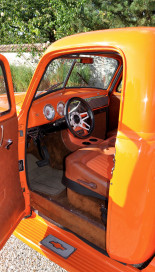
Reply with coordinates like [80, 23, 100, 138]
[0, 64, 10, 114]
[116, 80, 122, 93]
[35, 55, 118, 98]
[36, 58, 73, 97]
[67, 56, 118, 89]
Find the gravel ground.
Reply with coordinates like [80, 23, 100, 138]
[0, 235, 67, 272]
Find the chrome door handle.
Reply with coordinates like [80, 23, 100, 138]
[5, 139, 13, 150]
[0, 125, 4, 147]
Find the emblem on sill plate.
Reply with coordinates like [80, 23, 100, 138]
[40, 234, 76, 259]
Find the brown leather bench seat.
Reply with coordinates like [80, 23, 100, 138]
[64, 135, 116, 199]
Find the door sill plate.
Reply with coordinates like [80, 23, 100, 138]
[40, 234, 76, 259]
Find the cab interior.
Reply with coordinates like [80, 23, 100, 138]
[26, 51, 122, 251]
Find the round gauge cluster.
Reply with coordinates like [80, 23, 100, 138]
[57, 102, 65, 116]
[43, 104, 55, 120]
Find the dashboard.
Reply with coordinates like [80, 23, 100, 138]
[27, 88, 109, 129]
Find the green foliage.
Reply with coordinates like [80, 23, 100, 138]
[0, 0, 55, 44]
[52, 0, 109, 39]
[67, 64, 91, 87]
[0, 0, 154, 46]
[101, 0, 155, 27]
[10, 65, 33, 92]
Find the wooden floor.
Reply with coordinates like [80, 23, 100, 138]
[30, 190, 106, 250]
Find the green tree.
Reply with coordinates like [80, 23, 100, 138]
[101, 0, 155, 28]
[0, 0, 154, 46]
[0, 0, 56, 44]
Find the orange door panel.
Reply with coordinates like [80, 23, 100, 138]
[0, 54, 25, 249]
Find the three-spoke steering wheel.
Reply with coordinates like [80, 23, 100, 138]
[64, 97, 94, 139]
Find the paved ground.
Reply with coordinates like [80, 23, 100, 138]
[0, 235, 67, 272]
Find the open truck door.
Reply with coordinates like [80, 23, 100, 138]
[0, 54, 25, 249]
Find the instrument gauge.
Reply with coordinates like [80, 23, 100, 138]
[57, 102, 65, 116]
[43, 104, 55, 120]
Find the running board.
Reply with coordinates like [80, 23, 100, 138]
[14, 213, 137, 272]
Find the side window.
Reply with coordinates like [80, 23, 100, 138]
[0, 63, 10, 115]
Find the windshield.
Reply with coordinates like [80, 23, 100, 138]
[35, 54, 118, 98]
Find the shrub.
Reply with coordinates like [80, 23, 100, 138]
[10, 65, 34, 92]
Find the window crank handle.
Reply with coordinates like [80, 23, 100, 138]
[5, 139, 13, 150]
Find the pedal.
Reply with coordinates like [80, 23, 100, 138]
[36, 145, 50, 167]
[40, 234, 76, 259]
[36, 159, 49, 167]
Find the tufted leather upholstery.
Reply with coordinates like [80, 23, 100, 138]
[65, 135, 116, 198]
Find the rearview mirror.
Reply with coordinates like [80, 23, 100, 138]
[80, 58, 94, 64]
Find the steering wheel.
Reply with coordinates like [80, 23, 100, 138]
[64, 97, 94, 139]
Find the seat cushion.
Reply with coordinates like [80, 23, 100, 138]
[65, 136, 116, 198]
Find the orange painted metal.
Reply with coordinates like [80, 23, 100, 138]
[17, 45, 125, 223]
[0, 54, 17, 122]
[0, 92, 26, 115]
[28, 88, 108, 128]
[13, 27, 155, 267]
[14, 92, 26, 115]
[107, 29, 155, 264]
[14, 213, 138, 272]
[0, 54, 26, 249]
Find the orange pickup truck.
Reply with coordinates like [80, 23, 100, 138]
[0, 27, 155, 272]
